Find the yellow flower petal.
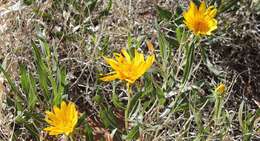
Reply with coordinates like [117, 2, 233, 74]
[101, 49, 155, 84]
[215, 83, 225, 95]
[100, 73, 119, 81]
[183, 1, 218, 35]
[43, 101, 78, 136]
[190, 1, 198, 15]
[121, 49, 131, 63]
[145, 55, 155, 70]
[104, 57, 120, 71]
[199, 1, 206, 12]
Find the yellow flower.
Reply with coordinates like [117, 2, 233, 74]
[215, 83, 225, 95]
[44, 101, 78, 136]
[183, 1, 217, 35]
[100, 49, 155, 84]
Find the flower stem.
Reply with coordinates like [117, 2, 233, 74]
[63, 135, 69, 141]
[213, 93, 223, 125]
[125, 83, 132, 130]
[69, 135, 74, 141]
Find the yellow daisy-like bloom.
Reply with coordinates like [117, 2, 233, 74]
[44, 101, 78, 136]
[183, 1, 217, 35]
[100, 49, 155, 84]
[215, 83, 225, 95]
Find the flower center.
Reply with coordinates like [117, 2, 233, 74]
[194, 20, 209, 33]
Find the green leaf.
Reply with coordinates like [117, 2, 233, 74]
[38, 38, 51, 63]
[135, 37, 142, 50]
[238, 101, 244, 132]
[18, 65, 38, 110]
[32, 40, 50, 101]
[175, 6, 183, 17]
[23, 0, 35, 5]
[15, 111, 26, 124]
[24, 111, 45, 124]
[128, 93, 142, 117]
[37, 65, 50, 101]
[156, 87, 166, 105]
[77, 112, 87, 127]
[176, 27, 183, 43]
[93, 94, 103, 104]
[218, 0, 239, 13]
[6, 96, 16, 108]
[238, 100, 250, 140]
[99, 0, 112, 17]
[75, 111, 96, 141]
[28, 73, 38, 110]
[142, 74, 154, 97]
[238, 100, 254, 141]
[100, 35, 110, 55]
[192, 0, 201, 6]
[32, 39, 67, 106]
[19, 65, 30, 95]
[175, 26, 188, 45]
[182, 42, 195, 84]
[50, 75, 58, 106]
[158, 31, 169, 69]
[84, 121, 94, 141]
[85, 0, 98, 16]
[190, 105, 202, 130]
[112, 93, 124, 109]
[126, 124, 140, 140]
[15, 111, 40, 140]
[99, 108, 118, 129]
[32, 42, 50, 99]
[127, 33, 132, 49]
[211, 0, 222, 8]
[54, 67, 67, 105]
[0, 65, 24, 101]
[31, 41, 43, 66]
[173, 102, 189, 113]
[24, 123, 40, 141]
[156, 6, 173, 21]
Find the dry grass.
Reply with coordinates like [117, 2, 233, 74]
[0, 60, 14, 141]
[0, 0, 259, 140]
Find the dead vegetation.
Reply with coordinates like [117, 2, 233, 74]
[0, 0, 259, 140]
